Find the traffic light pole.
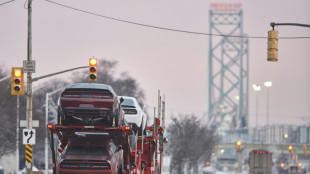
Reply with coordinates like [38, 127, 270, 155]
[26, 0, 33, 173]
[31, 66, 88, 82]
[238, 150, 242, 173]
[270, 22, 310, 29]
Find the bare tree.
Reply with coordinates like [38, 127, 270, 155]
[166, 114, 215, 174]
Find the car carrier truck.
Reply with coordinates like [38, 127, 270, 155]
[48, 95, 166, 174]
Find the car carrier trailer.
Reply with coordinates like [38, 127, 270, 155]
[48, 115, 165, 174]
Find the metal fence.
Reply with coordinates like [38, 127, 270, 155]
[216, 124, 310, 145]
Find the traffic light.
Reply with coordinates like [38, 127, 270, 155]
[267, 30, 278, 62]
[206, 161, 210, 166]
[303, 144, 307, 156]
[89, 58, 97, 81]
[288, 145, 293, 153]
[236, 141, 242, 152]
[11, 67, 24, 95]
[281, 163, 284, 168]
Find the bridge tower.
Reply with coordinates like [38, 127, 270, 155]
[208, 3, 249, 131]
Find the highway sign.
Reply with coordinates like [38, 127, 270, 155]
[23, 60, 35, 73]
[23, 129, 36, 145]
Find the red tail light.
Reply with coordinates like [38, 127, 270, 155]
[61, 160, 111, 170]
[124, 109, 137, 114]
[61, 163, 79, 168]
[92, 94, 113, 99]
[62, 93, 81, 98]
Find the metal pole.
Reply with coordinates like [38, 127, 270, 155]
[26, 0, 33, 173]
[267, 88, 269, 128]
[267, 88, 269, 143]
[31, 66, 88, 82]
[0, 75, 10, 83]
[256, 92, 259, 128]
[45, 93, 48, 174]
[270, 22, 310, 28]
[16, 95, 20, 174]
[158, 90, 161, 120]
[238, 151, 242, 173]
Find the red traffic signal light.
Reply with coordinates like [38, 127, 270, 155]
[11, 67, 24, 95]
[206, 161, 210, 166]
[89, 58, 97, 81]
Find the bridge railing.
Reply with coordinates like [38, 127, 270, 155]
[215, 124, 310, 145]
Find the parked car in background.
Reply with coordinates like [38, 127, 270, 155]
[58, 83, 124, 126]
[119, 96, 147, 135]
[57, 135, 123, 174]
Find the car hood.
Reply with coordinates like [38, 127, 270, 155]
[61, 154, 111, 161]
[124, 113, 142, 125]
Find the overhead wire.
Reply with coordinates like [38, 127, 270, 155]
[45, 0, 310, 39]
[0, 0, 16, 6]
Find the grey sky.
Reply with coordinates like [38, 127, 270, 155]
[1, 0, 310, 127]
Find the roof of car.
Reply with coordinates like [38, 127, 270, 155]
[67, 83, 114, 91]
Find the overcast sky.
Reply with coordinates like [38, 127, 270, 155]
[1, 0, 310, 127]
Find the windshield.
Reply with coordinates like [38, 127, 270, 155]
[121, 99, 135, 107]
[66, 146, 108, 155]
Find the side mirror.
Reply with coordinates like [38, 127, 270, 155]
[164, 138, 169, 144]
[120, 97, 124, 104]
[118, 145, 122, 151]
[58, 147, 64, 153]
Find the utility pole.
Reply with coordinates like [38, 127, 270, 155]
[16, 96, 20, 174]
[26, 0, 33, 173]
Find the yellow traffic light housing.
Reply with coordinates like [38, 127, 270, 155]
[11, 67, 24, 95]
[236, 141, 242, 152]
[303, 144, 307, 156]
[89, 58, 97, 81]
[267, 30, 279, 62]
[288, 145, 293, 153]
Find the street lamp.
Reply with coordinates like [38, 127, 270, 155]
[252, 84, 261, 128]
[264, 81, 272, 143]
[264, 81, 272, 127]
